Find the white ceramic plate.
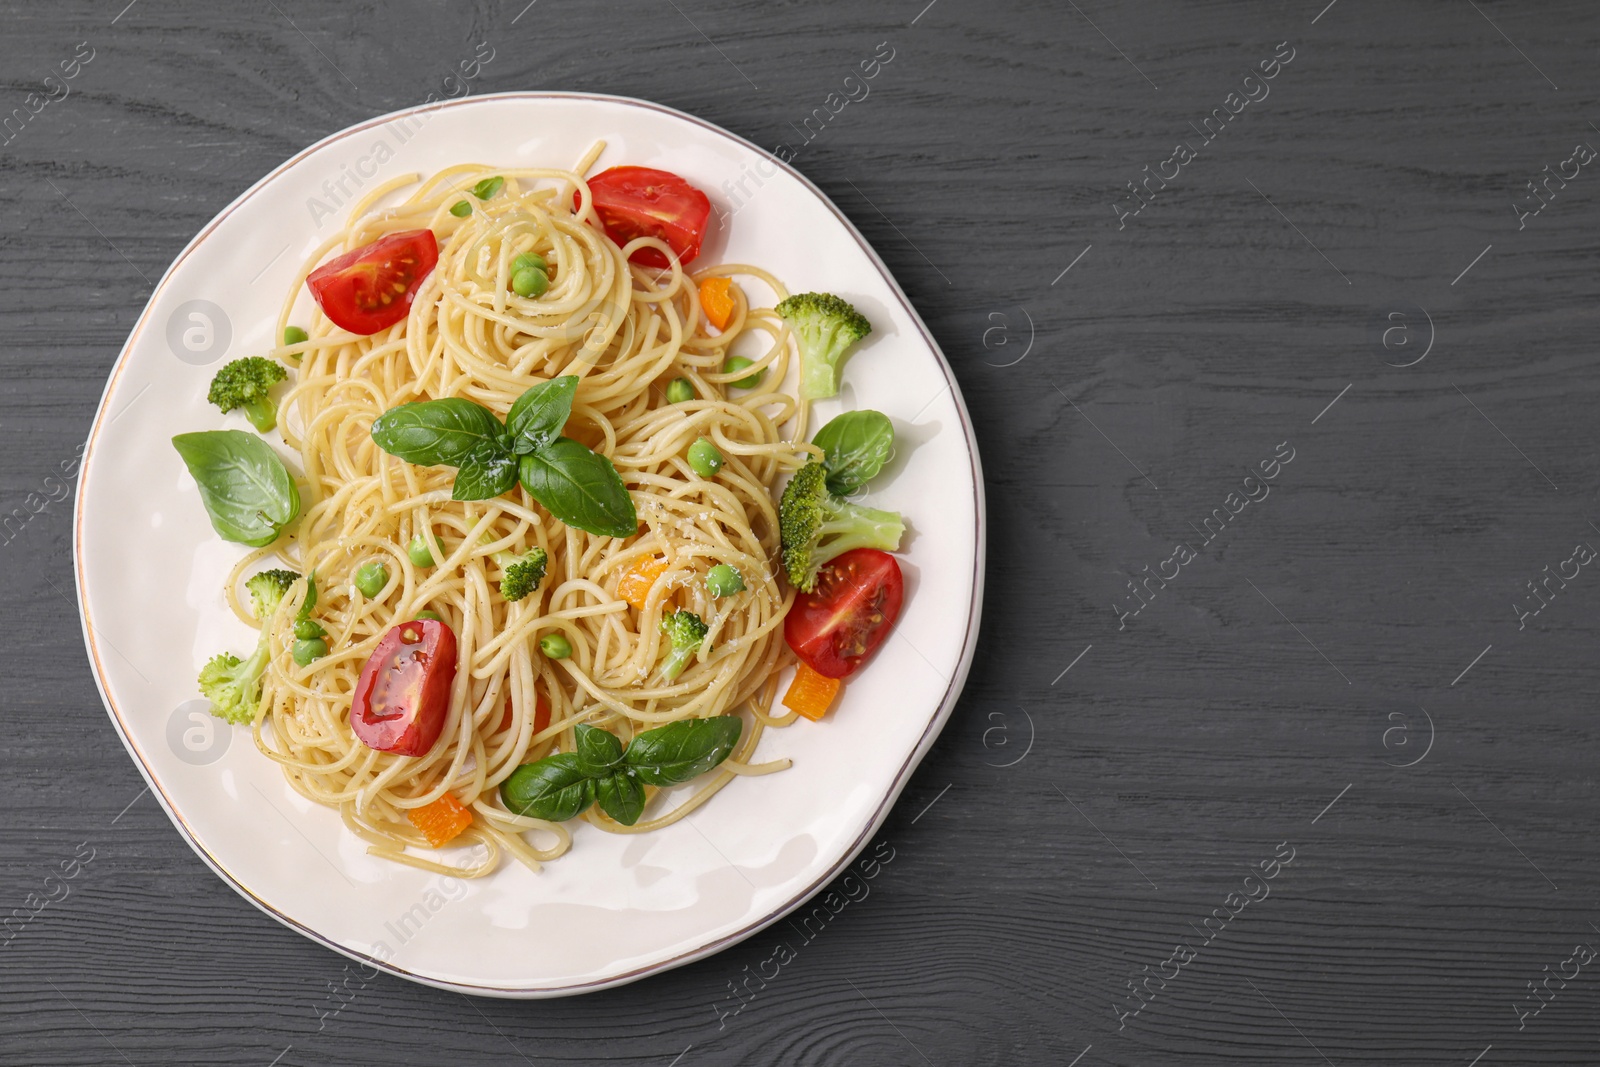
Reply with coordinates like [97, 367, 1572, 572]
[74, 92, 983, 996]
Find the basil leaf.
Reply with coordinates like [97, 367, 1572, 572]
[622, 716, 743, 787]
[573, 723, 625, 776]
[594, 772, 647, 826]
[812, 410, 894, 496]
[172, 430, 301, 547]
[371, 398, 505, 468]
[451, 442, 519, 501]
[518, 437, 638, 538]
[506, 376, 579, 456]
[499, 753, 596, 822]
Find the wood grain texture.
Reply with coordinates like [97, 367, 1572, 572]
[5, 0, 1600, 1063]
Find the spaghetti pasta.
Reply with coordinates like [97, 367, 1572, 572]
[235, 150, 814, 876]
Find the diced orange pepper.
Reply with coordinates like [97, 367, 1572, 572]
[783, 663, 842, 721]
[698, 276, 737, 332]
[499, 688, 551, 734]
[407, 792, 473, 848]
[617, 556, 668, 611]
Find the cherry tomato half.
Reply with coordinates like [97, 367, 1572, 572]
[307, 229, 439, 335]
[577, 167, 711, 270]
[351, 618, 458, 756]
[784, 549, 904, 679]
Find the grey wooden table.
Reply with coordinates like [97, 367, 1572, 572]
[6, 1, 1600, 1064]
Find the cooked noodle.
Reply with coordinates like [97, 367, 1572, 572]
[230, 148, 815, 876]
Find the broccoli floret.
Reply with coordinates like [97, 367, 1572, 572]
[207, 356, 287, 433]
[200, 567, 301, 725]
[659, 609, 709, 680]
[779, 460, 903, 592]
[198, 647, 270, 725]
[775, 292, 871, 401]
[498, 547, 549, 602]
[246, 568, 299, 621]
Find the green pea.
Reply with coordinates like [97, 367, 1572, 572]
[293, 618, 327, 640]
[450, 199, 472, 217]
[665, 377, 694, 404]
[408, 535, 435, 567]
[539, 632, 572, 659]
[706, 564, 745, 598]
[354, 561, 388, 598]
[511, 267, 549, 297]
[472, 176, 504, 200]
[512, 252, 547, 274]
[283, 326, 308, 346]
[687, 437, 723, 477]
[414, 609, 443, 621]
[292, 636, 328, 666]
[722, 356, 765, 390]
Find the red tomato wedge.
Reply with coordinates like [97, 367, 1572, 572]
[351, 618, 458, 756]
[577, 167, 711, 269]
[307, 229, 439, 335]
[784, 549, 904, 679]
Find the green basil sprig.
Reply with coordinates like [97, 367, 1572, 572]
[172, 430, 301, 547]
[500, 717, 743, 826]
[370, 376, 636, 537]
[812, 409, 894, 496]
